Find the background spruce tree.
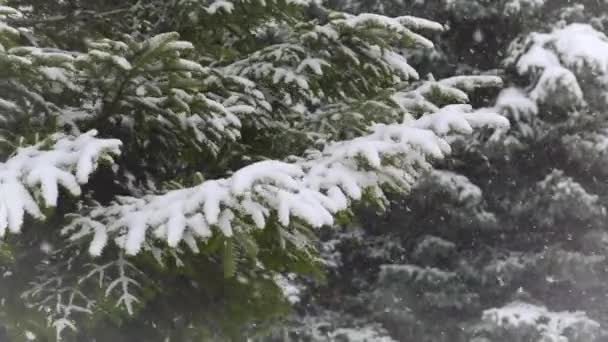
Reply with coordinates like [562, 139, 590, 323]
[0, 0, 509, 341]
[268, 1, 608, 341]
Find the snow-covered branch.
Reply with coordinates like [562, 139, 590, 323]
[64, 105, 508, 256]
[482, 302, 601, 341]
[0, 131, 121, 236]
[511, 23, 608, 108]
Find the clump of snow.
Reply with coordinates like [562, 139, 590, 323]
[0, 131, 121, 237]
[331, 12, 437, 49]
[427, 170, 482, 204]
[440, 75, 503, 91]
[330, 326, 398, 342]
[24, 331, 36, 341]
[549, 24, 608, 77]
[514, 23, 608, 108]
[296, 57, 330, 75]
[495, 87, 538, 122]
[206, 0, 234, 14]
[483, 301, 601, 341]
[273, 273, 302, 304]
[391, 75, 503, 117]
[379, 264, 457, 284]
[0, 5, 23, 18]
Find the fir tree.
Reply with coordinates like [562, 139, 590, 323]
[273, 1, 608, 341]
[0, 0, 508, 340]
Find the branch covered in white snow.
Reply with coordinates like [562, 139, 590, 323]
[63, 105, 508, 256]
[0, 130, 121, 236]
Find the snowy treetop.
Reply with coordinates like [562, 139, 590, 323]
[510, 23, 608, 108]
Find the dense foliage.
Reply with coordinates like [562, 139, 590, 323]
[0, 0, 511, 341]
[268, 1, 608, 341]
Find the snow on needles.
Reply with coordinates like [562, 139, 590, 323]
[332, 13, 443, 49]
[516, 23, 608, 106]
[0, 131, 121, 236]
[483, 301, 601, 341]
[64, 105, 508, 256]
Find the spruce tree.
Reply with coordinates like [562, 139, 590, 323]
[273, 1, 608, 341]
[0, 0, 508, 340]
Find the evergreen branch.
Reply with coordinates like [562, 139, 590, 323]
[64, 105, 508, 256]
[0, 131, 121, 236]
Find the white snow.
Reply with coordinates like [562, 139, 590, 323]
[483, 301, 600, 341]
[0, 131, 121, 237]
[62, 105, 506, 256]
[379, 264, 457, 283]
[24, 331, 36, 341]
[333, 13, 436, 49]
[206, 1, 235, 14]
[440, 75, 503, 92]
[0, 5, 22, 18]
[550, 24, 608, 77]
[296, 57, 330, 75]
[495, 87, 538, 121]
[514, 23, 608, 107]
[398, 15, 444, 32]
[273, 273, 301, 304]
[427, 170, 482, 204]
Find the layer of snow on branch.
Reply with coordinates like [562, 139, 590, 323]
[483, 301, 600, 341]
[516, 24, 608, 105]
[550, 24, 608, 76]
[65, 105, 507, 256]
[332, 13, 438, 49]
[427, 170, 482, 204]
[0, 131, 121, 236]
[495, 87, 538, 121]
[273, 273, 301, 304]
[392, 75, 503, 114]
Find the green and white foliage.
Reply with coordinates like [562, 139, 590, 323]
[64, 104, 507, 258]
[474, 302, 602, 342]
[260, 310, 397, 342]
[0, 131, 121, 236]
[333, 0, 548, 18]
[0, 0, 511, 340]
[269, 1, 608, 342]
